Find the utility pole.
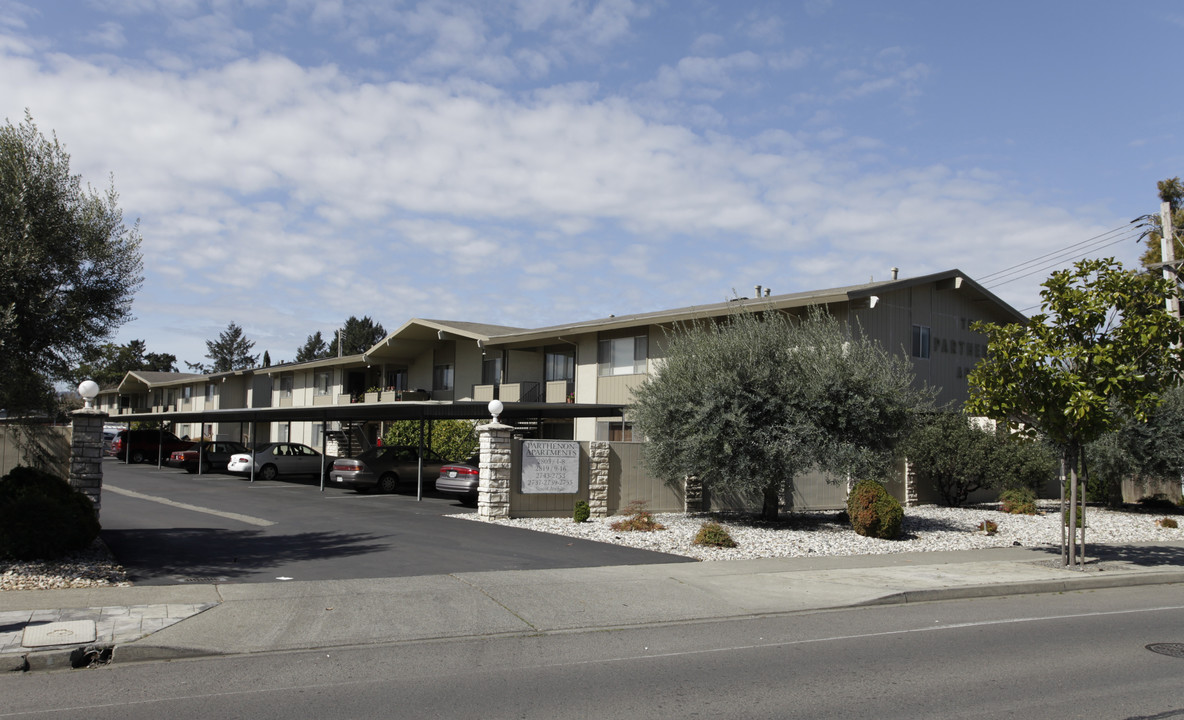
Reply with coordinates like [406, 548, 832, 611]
[1162, 198, 1180, 319]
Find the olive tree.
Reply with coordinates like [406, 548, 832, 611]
[630, 308, 933, 520]
[0, 112, 143, 415]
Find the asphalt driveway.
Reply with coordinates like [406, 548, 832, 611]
[98, 458, 692, 586]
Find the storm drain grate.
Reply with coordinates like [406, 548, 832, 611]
[175, 576, 229, 584]
[1146, 643, 1184, 658]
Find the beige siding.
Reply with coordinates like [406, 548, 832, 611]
[595, 374, 646, 405]
[609, 442, 683, 513]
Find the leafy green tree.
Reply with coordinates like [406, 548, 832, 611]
[188, 322, 258, 373]
[332, 316, 386, 356]
[382, 419, 478, 462]
[295, 330, 331, 363]
[73, 339, 176, 387]
[903, 409, 1056, 507]
[0, 112, 143, 414]
[967, 258, 1184, 560]
[1087, 385, 1184, 506]
[631, 308, 932, 521]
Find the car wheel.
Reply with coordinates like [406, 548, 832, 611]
[130, 450, 146, 464]
[260, 464, 279, 482]
[377, 473, 399, 494]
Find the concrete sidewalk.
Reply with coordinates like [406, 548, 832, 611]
[4, 543, 1184, 672]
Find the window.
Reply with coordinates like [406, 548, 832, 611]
[545, 349, 575, 382]
[433, 364, 454, 391]
[314, 371, 331, 396]
[911, 325, 931, 359]
[182, 386, 193, 400]
[385, 368, 408, 391]
[482, 355, 502, 386]
[598, 335, 647, 376]
[279, 374, 293, 398]
[205, 383, 216, 401]
[312, 422, 324, 449]
[596, 421, 635, 442]
[277, 423, 290, 442]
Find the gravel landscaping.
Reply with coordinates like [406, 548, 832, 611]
[456, 502, 1184, 562]
[4, 503, 1182, 590]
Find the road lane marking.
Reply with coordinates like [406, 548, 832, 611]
[104, 485, 276, 527]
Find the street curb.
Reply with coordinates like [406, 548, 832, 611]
[858, 570, 1184, 606]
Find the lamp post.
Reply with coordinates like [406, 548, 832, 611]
[488, 399, 504, 424]
[78, 380, 99, 409]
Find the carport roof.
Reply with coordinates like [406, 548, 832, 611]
[107, 400, 627, 425]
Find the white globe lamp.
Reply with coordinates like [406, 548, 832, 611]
[78, 380, 100, 409]
[488, 399, 504, 423]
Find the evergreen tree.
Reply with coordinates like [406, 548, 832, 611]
[331, 316, 386, 356]
[295, 330, 332, 363]
[190, 322, 259, 373]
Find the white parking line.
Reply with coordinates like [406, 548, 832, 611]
[104, 485, 276, 527]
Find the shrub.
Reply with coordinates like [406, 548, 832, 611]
[0, 466, 100, 560]
[693, 521, 737, 548]
[610, 500, 665, 532]
[572, 500, 590, 523]
[976, 519, 998, 535]
[1138, 494, 1182, 511]
[1157, 517, 1179, 529]
[846, 479, 902, 539]
[999, 488, 1038, 515]
[1062, 508, 1086, 528]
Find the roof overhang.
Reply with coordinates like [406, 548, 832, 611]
[104, 401, 628, 425]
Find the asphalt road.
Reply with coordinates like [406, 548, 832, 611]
[97, 458, 692, 585]
[5, 584, 1184, 718]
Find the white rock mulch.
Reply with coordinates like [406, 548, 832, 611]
[454, 503, 1184, 562]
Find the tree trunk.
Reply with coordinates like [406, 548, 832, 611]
[761, 480, 780, 521]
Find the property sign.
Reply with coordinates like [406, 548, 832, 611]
[520, 440, 580, 494]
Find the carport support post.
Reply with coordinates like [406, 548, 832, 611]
[476, 421, 514, 519]
[70, 407, 107, 518]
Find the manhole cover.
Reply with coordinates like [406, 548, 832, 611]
[1146, 643, 1184, 658]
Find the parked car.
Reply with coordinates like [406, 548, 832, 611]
[110, 429, 192, 464]
[329, 445, 451, 494]
[434, 456, 481, 504]
[102, 428, 120, 455]
[168, 440, 248, 474]
[226, 442, 336, 481]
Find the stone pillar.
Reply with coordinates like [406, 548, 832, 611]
[477, 422, 514, 519]
[903, 459, 918, 507]
[70, 408, 107, 517]
[588, 441, 610, 518]
[684, 474, 703, 513]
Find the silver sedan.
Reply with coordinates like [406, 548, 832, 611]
[227, 442, 337, 482]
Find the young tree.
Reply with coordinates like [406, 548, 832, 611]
[295, 330, 331, 363]
[630, 308, 932, 521]
[1139, 177, 1184, 273]
[190, 322, 259, 373]
[967, 258, 1184, 564]
[0, 112, 143, 414]
[332, 316, 386, 356]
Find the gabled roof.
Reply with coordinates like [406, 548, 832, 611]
[476, 269, 1025, 347]
[254, 353, 367, 375]
[118, 371, 205, 392]
[362, 319, 528, 363]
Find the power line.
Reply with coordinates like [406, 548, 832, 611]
[977, 222, 1143, 286]
[982, 225, 1145, 291]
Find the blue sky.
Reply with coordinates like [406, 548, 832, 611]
[2, 1, 1180, 369]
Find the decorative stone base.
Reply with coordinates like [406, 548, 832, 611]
[588, 441, 610, 518]
[70, 409, 107, 517]
[477, 422, 514, 519]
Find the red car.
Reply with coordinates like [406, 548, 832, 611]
[168, 440, 249, 474]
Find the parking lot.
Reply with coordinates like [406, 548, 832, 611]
[98, 458, 692, 585]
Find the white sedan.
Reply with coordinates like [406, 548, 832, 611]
[227, 442, 336, 482]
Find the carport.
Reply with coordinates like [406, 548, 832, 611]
[112, 400, 626, 498]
